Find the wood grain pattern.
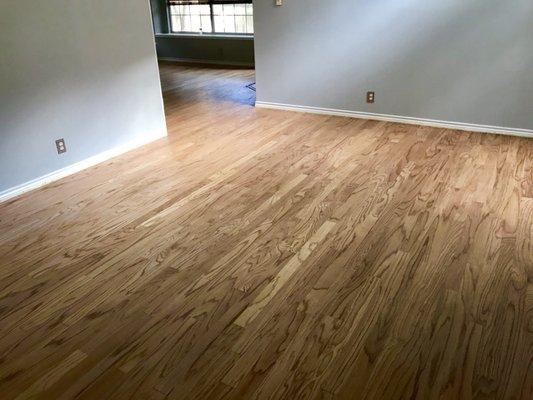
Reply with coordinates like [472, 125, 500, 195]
[0, 62, 532, 400]
[234, 220, 337, 328]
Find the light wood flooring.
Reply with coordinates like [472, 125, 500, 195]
[0, 63, 532, 399]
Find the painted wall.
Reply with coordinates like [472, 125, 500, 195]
[0, 0, 167, 194]
[156, 35, 255, 66]
[150, 0, 169, 34]
[150, 0, 254, 66]
[254, 0, 533, 131]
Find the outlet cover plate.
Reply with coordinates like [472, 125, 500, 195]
[55, 139, 67, 154]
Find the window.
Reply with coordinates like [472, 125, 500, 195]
[168, 1, 253, 35]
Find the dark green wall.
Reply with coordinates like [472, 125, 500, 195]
[155, 35, 254, 66]
[150, 0, 254, 67]
[149, 0, 169, 34]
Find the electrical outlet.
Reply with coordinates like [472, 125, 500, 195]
[366, 91, 375, 104]
[55, 138, 67, 154]
[275, 0, 283, 6]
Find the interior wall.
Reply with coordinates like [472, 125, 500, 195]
[156, 35, 255, 66]
[0, 0, 167, 194]
[254, 0, 533, 131]
[150, 0, 169, 34]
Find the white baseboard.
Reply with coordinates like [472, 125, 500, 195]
[158, 57, 254, 68]
[255, 101, 533, 139]
[0, 132, 167, 203]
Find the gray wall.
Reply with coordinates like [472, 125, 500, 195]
[150, 0, 254, 66]
[150, 0, 169, 34]
[254, 0, 533, 131]
[0, 0, 167, 194]
[156, 35, 255, 66]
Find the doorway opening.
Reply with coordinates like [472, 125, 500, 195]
[150, 0, 256, 107]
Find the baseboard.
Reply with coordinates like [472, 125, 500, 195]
[158, 57, 254, 68]
[255, 101, 533, 139]
[0, 132, 167, 203]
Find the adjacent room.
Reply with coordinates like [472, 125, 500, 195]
[0, 1, 531, 399]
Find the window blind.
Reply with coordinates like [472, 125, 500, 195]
[168, 0, 252, 5]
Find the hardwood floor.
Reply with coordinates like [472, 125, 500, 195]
[0, 62, 532, 400]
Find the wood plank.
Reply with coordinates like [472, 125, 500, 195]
[234, 220, 336, 327]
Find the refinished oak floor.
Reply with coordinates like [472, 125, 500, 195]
[0, 63, 532, 400]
